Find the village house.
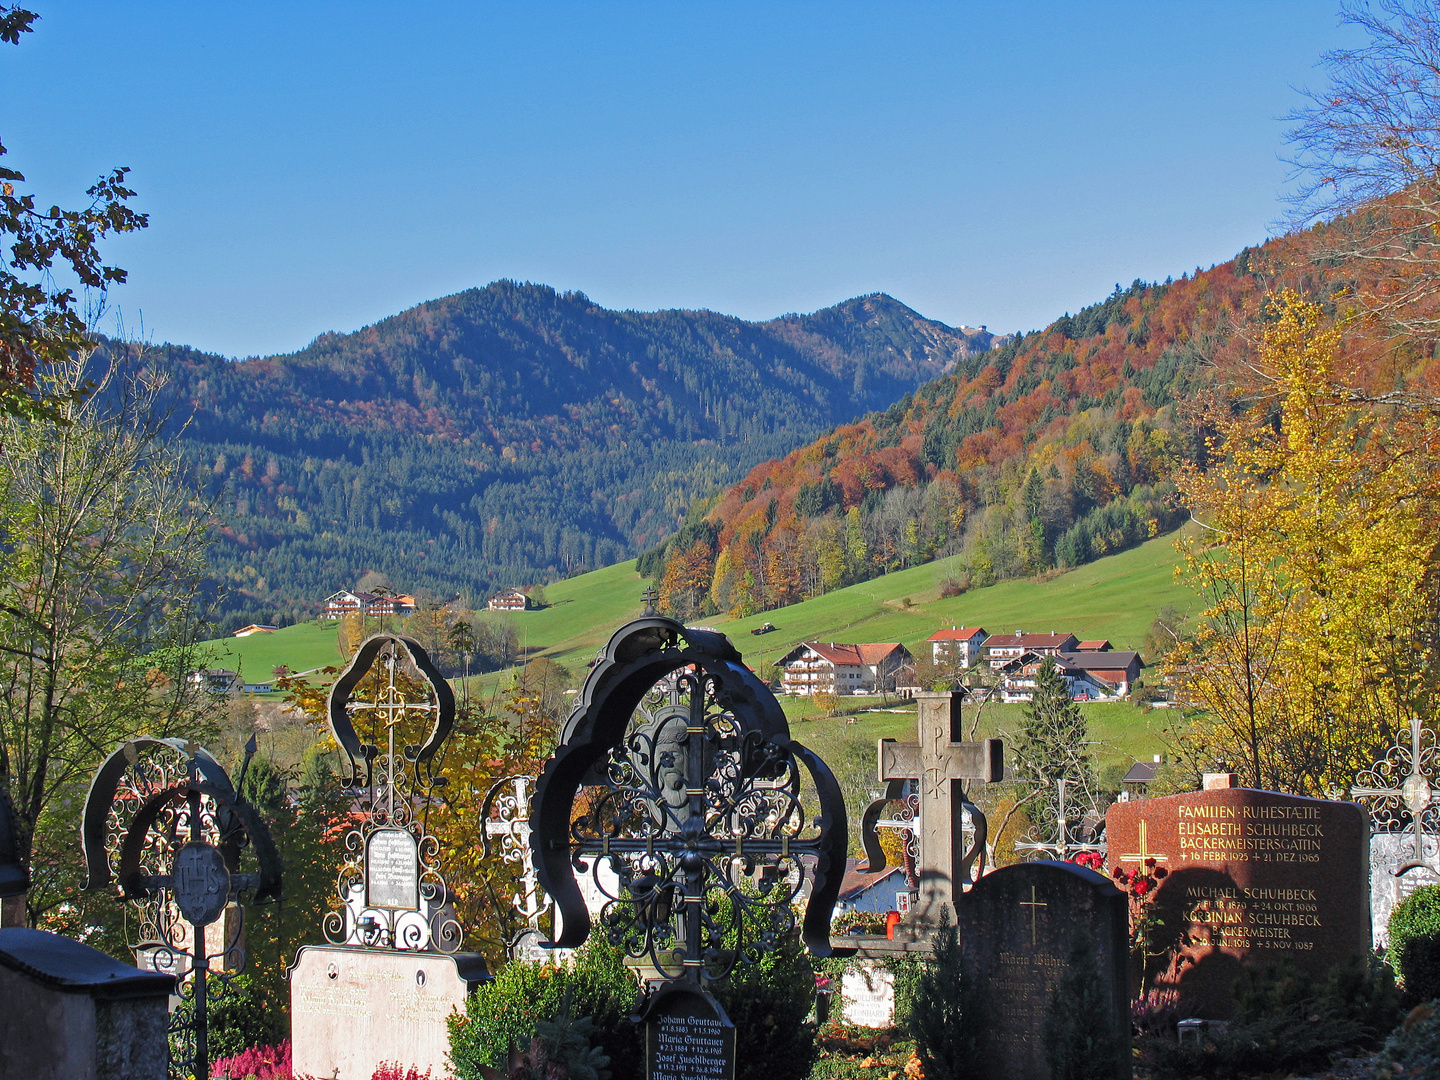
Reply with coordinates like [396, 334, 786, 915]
[983, 631, 1079, 669]
[833, 857, 911, 918]
[486, 588, 532, 612]
[322, 590, 417, 619]
[776, 641, 913, 696]
[928, 626, 988, 667]
[997, 648, 1144, 703]
[187, 669, 239, 693]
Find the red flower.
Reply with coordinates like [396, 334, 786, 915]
[1132, 878, 1151, 897]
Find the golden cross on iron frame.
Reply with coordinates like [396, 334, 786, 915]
[1118, 819, 1168, 867]
[1020, 884, 1047, 947]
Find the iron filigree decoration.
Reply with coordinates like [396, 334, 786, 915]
[858, 779, 920, 888]
[81, 736, 281, 1080]
[324, 633, 462, 953]
[1353, 716, 1440, 874]
[480, 774, 551, 957]
[532, 617, 847, 984]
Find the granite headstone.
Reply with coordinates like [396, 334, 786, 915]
[958, 861, 1129, 1080]
[840, 963, 895, 1028]
[1106, 785, 1369, 1018]
[642, 981, 736, 1080]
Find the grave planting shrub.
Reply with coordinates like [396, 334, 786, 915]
[908, 909, 978, 1080]
[1375, 1002, 1440, 1080]
[1136, 954, 1399, 1080]
[446, 939, 641, 1080]
[202, 973, 281, 1061]
[1390, 884, 1440, 1002]
[711, 928, 818, 1080]
[1043, 931, 1127, 1080]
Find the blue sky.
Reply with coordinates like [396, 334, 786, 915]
[1, 2, 1360, 358]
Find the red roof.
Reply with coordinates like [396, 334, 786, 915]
[792, 641, 907, 666]
[929, 627, 986, 641]
[1075, 639, 1111, 651]
[985, 632, 1077, 650]
[838, 857, 905, 900]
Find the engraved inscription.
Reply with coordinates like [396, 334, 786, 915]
[367, 828, 420, 910]
[1176, 804, 1323, 863]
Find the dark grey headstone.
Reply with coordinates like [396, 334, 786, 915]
[958, 861, 1129, 1080]
[366, 827, 420, 910]
[643, 981, 736, 1080]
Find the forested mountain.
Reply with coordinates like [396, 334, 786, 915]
[646, 244, 1299, 619]
[131, 282, 1001, 630]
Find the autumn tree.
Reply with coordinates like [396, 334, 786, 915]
[1172, 292, 1440, 795]
[0, 352, 219, 927]
[0, 7, 149, 421]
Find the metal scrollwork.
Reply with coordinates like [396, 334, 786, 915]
[531, 617, 847, 984]
[1353, 717, 1440, 875]
[81, 736, 280, 1080]
[324, 633, 461, 953]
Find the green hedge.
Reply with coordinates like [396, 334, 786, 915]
[1391, 885, 1440, 1001]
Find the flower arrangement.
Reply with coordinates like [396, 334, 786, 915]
[211, 1039, 292, 1080]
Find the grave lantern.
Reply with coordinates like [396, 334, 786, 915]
[530, 615, 848, 1078]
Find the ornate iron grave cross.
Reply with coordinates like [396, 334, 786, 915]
[859, 691, 1002, 924]
[324, 633, 461, 953]
[81, 736, 281, 1080]
[480, 774, 552, 957]
[531, 616, 847, 989]
[1015, 777, 1106, 861]
[1353, 716, 1440, 877]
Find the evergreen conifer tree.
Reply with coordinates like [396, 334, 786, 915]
[1014, 656, 1095, 844]
[909, 908, 977, 1080]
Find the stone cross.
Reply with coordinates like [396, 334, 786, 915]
[1014, 778, 1106, 861]
[873, 691, 1003, 923]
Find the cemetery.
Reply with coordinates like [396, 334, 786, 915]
[10, 609, 1440, 1080]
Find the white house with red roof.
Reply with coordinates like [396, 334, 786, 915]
[928, 626, 988, 667]
[776, 641, 913, 696]
[983, 631, 1079, 669]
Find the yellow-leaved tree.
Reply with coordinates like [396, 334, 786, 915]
[1172, 291, 1440, 796]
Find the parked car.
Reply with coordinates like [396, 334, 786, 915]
[751, 622, 777, 635]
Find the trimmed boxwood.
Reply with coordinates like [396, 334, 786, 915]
[1391, 884, 1440, 1002]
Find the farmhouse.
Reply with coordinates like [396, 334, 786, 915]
[997, 649, 1144, 703]
[983, 631, 1079, 669]
[776, 641, 913, 696]
[834, 857, 911, 917]
[928, 626, 988, 666]
[323, 591, 416, 619]
[486, 588, 532, 612]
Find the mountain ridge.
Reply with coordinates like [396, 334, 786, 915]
[131, 280, 1002, 630]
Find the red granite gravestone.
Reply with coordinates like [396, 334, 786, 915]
[1106, 784, 1369, 1019]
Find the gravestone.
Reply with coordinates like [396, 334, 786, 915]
[864, 691, 1003, 926]
[1370, 833, 1440, 949]
[289, 946, 489, 1079]
[1106, 783, 1369, 1018]
[0, 926, 175, 1080]
[958, 861, 1129, 1080]
[641, 981, 736, 1080]
[290, 635, 492, 1080]
[840, 962, 895, 1028]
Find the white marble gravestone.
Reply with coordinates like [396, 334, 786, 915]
[290, 946, 488, 1080]
[840, 963, 895, 1028]
[1370, 832, 1440, 949]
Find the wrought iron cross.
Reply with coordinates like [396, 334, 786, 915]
[1353, 716, 1440, 876]
[480, 774, 551, 952]
[1015, 778, 1106, 861]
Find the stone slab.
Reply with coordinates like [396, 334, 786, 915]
[289, 946, 488, 1080]
[0, 928, 173, 1080]
[643, 981, 735, 1080]
[1370, 833, 1440, 949]
[958, 861, 1129, 1080]
[1106, 788, 1369, 1018]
